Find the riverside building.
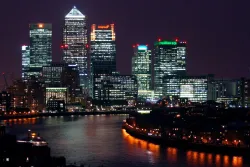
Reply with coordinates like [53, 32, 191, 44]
[162, 75, 211, 103]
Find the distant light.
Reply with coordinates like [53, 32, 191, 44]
[132, 45, 135, 48]
[22, 45, 27, 50]
[158, 38, 161, 42]
[138, 45, 148, 50]
[155, 41, 177, 46]
[38, 24, 43, 28]
[175, 38, 178, 42]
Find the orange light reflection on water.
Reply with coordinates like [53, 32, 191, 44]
[166, 147, 177, 163]
[122, 129, 160, 158]
[3, 117, 37, 125]
[186, 151, 243, 167]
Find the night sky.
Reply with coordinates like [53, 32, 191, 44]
[1, 0, 250, 86]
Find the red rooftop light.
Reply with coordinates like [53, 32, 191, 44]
[158, 38, 161, 42]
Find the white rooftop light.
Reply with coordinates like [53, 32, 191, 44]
[65, 6, 85, 18]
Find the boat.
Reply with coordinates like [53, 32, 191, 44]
[17, 129, 48, 146]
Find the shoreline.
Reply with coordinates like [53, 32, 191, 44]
[123, 124, 250, 157]
[0, 111, 130, 120]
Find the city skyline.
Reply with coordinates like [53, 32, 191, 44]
[1, 0, 250, 86]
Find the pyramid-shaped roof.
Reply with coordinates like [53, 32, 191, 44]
[65, 6, 85, 18]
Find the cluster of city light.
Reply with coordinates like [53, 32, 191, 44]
[125, 121, 246, 147]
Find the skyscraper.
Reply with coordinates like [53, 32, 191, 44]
[21, 45, 30, 82]
[29, 23, 52, 78]
[90, 24, 116, 75]
[63, 6, 88, 89]
[90, 24, 116, 97]
[132, 45, 152, 99]
[154, 40, 186, 97]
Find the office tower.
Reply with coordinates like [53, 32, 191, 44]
[90, 24, 116, 97]
[29, 23, 52, 78]
[162, 75, 209, 103]
[132, 45, 151, 100]
[21, 45, 30, 82]
[154, 40, 186, 97]
[63, 6, 88, 89]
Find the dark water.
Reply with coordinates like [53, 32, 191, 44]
[1, 115, 249, 167]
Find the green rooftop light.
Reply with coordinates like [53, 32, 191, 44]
[154, 41, 177, 46]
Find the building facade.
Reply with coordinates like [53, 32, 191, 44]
[21, 45, 30, 82]
[45, 87, 68, 104]
[208, 79, 241, 100]
[93, 75, 137, 105]
[163, 75, 210, 103]
[42, 63, 68, 87]
[29, 23, 52, 78]
[154, 40, 186, 97]
[132, 45, 151, 100]
[63, 6, 88, 89]
[90, 24, 116, 97]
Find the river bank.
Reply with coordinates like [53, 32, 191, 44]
[123, 124, 250, 157]
[0, 111, 130, 120]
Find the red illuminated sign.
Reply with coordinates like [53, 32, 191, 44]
[98, 25, 110, 29]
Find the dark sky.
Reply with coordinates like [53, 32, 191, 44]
[1, 0, 250, 86]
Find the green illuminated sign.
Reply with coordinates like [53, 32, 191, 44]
[154, 41, 177, 46]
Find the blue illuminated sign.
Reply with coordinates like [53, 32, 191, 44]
[138, 45, 147, 50]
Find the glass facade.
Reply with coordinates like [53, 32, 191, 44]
[21, 45, 30, 82]
[132, 45, 151, 92]
[42, 63, 68, 87]
[90, 24, 116, 97]
[29, 23, 52, 78]
[93, 75, 137, 101]
[154, 40, 186, 97]
[163, 76, 208, 102]
[63, 6, 88, 89]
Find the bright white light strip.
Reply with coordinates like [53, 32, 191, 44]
[65, 15, 85, 18]
[137, 110, 151, 114]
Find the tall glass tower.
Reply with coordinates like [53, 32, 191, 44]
[132, 45, 151, 91]
[29, 23, 52, 78]
[21, 45, 30, 82]
[63, 6, 88, 89]
[154, 40, 186, 97]
[90, 24, 116, 97]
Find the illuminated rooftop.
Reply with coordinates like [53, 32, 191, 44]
[65, 6, 85, 18]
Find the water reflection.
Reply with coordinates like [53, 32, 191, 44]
[1, 116, 248, 167]
[186, 151, 243, 167]
[122, 129, 160, 164]
[3, 118, 37, 125]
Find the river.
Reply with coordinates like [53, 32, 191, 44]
[1, 115, 249, 167]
